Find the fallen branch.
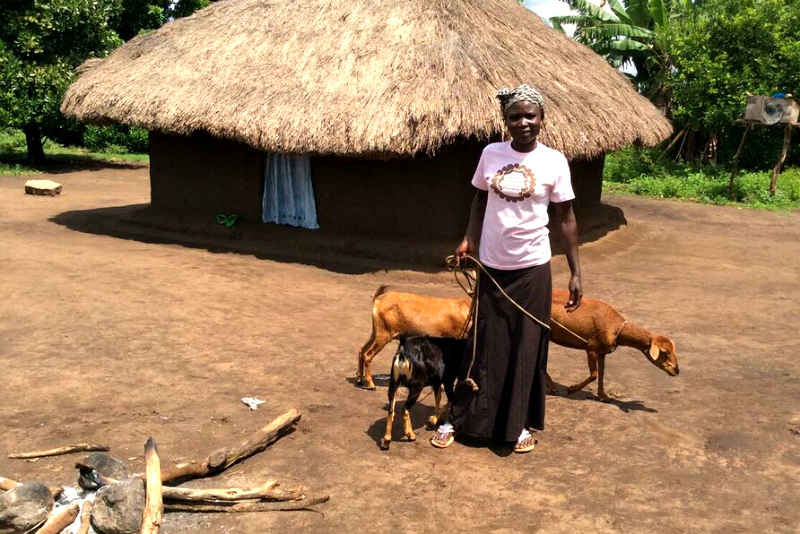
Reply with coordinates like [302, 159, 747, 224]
[159, 409, 301, 484]
[35, 502, 79, 534]
[9, 444, 109, 460]
[76, 501, 92, 534]
[141, 438, 163, 534]
[0, 476, 20, 491]
[161, 481, 304, 502]
[164, 495, 329, 513]
[75, 465, 303, 503]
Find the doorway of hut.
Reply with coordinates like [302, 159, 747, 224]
[262, 153, 319, 230]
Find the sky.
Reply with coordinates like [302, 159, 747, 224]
[523, 0, 576, 23]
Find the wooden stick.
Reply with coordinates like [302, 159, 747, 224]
[8, 444, 109, 460]
[0, 476, 20, 491]
[35, 502, 79, 534]
[76, 500, 93, 534]
[658, 125, 688, 159]
[159, 409, 301, 484]
[164, 495, 329, 513]
[162, 482, 305, 502]
[770, 124, 793, 196]
[141, 438, 163, 534]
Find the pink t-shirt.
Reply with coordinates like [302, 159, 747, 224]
[471, 141, 575, 270]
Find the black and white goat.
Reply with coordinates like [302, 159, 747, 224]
[380, 336, 466, 450]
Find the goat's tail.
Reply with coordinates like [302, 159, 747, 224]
[372, 284, 389, 302]
[391, 353, 412, 383]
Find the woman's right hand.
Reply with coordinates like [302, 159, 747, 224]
[455, 238, 476, 266]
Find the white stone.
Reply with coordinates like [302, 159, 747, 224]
[24, 179, 62, 196]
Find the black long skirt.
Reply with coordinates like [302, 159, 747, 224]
[450, 262, 552, 442]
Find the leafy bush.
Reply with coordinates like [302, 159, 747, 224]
[83, 125, 148, 154]
[0, 128, 28, 153]
[604, 147, 800, 210]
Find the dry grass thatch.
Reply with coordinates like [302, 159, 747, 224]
[61, 0, 672, 159]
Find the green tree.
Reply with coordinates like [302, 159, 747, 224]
[550, 0, 694, 95]
[0, 0, 122, 162]
[111, 0, 211, 41]
[660, 0, 800, 137]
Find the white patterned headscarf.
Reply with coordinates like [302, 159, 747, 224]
[496, 84, 545, 119]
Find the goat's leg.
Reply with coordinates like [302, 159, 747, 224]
[567, 351, 599, 395]
[545, 372, 559, 394]
[381, 383, 397, 450]
[597, 354, 609, 401]
[360, 330, 392, 390]
[403, 388, 422, 442]
[428, 383, 443, 427]
[357, 326, 377, 385]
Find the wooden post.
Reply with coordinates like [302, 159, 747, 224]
[770, 124, 793, 196]
[141, 438, 163, 534]
[729, 124, 751, 199]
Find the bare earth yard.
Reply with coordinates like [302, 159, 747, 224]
[1, 166, 798, 533]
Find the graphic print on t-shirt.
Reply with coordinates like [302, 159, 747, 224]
[490, 163, 536, 203]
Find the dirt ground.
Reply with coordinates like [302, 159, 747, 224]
[1, 165, 799, 533]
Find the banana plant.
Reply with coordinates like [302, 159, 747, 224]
[550, 0, 694, 91]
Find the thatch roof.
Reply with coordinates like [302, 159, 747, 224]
[61, 0, 672, 159]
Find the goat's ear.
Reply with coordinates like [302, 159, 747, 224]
[648, 342, 661, 361]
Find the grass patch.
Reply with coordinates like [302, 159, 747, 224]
[603, 147, 800, 211]
[0, 128, 148, 176]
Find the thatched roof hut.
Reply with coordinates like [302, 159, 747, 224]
[62, 0, 671, 250]
[62, 0, 669, 159]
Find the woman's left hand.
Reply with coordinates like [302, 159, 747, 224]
[566, 274, 583, 312]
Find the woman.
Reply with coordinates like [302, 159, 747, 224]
[432, 84, 583, 453]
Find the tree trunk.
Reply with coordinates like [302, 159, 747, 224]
[23, 123, 45, 163]
[770, 125, 793, 196]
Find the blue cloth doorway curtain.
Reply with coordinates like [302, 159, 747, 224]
[262, 153, 319, 230]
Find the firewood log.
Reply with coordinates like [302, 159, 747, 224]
[141, 438, 163, 534]
[161, 481, 305, 502]
[163, 495, 329, 513]
[76, 500, 92, 534]
[0, 476, 20, 491]
[159, 409, 301, 483]
[8, 444, 109, 459]
[35, 502, 79, 534]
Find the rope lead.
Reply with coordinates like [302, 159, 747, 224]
[445, 253, 590, 394]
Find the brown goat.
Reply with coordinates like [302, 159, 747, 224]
[549, 289, 679, 399]
[357, 285, 470, 390]
[356, 287, 680, 399]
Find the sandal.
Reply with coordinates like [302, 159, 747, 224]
[431, 423, 455, 449]
[514, 429, 537, 454]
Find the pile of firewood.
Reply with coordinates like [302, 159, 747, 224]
[0, 409, 328, 534]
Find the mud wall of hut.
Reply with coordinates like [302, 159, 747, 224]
[148, 132, 604, 239]
[149, 131, 264, 221]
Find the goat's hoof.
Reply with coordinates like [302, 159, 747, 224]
[427, 416, 438, 428]
[598, 394, 611, 402]
[380, 438, 391, 450]
[405, 432, 417, 442]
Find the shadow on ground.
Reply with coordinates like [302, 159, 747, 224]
[49, 201, 627, 274]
